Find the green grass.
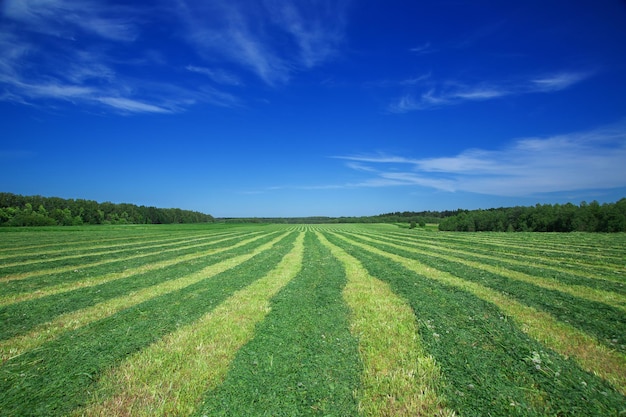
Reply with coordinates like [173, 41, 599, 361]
[324, 231, 626, 415]
[1, 224, 625, 416]
[0, 228, 296, 416]
[196, 232, 362, 416]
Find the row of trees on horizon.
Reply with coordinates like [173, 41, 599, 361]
[1, 192, 624, 232]
[437, 199, 626, 232]
[0, 193, 214, 226]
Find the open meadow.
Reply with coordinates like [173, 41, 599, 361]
[1, 224, 625, 416]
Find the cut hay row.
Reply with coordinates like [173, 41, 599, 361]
[0, 230, 214, 261]
[0, 230, 263, 283]
[315, 231, 454, 416]
[1, 224, 625, 416]
[327, 232, 626, 398]
[75, 232, 306, 417]
[346, 231, 626, 312]
[0, 232, 292, 364]
[0, 228, 298, 416]
[0, 231, 267, 306]
[196, 231, 362, 416]
[0, 230, 250, 276]
[373, 229, 625, 285]
[392, 230, 626, 271]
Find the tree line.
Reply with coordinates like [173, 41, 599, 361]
[0, 193, 214, 226]
[438, 199, 626, 232]
[218, 211, 446, 225]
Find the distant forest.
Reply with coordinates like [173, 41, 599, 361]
[438, 199, 626, 232]
[1, 192, 624, 232]
[0, 193, 214, 226]
[221, 199, 626, 232]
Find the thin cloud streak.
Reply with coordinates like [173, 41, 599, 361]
[174, 0, 348, 85]
[334, 122, 626, 196]
[389, 71, 593, 112]
[2, 0, 139, 41]
[2, 0, 346, 113]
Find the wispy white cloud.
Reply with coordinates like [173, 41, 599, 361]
[3, 0, 138, 41]
[530, 72, 591, 92]
[175, 0, 348, 85]
[97, 97, 172, 114]
[186, 66, 243, 86]
[388, 71, 593, 112]
[0, 0, 245, 113]
[409, 42, 433, 55]
[333, 121, 626, 196]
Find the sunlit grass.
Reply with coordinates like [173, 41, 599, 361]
[316, 232, 454, 416]
[0, 232, 289, 363]
[74, 232, 305, 417]
[331, 232, 626, 396]
[0, 231, 259, 306]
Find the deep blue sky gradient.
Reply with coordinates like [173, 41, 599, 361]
[2, 1, 626, 217]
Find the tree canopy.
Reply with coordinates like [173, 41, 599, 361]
[0, 193, 214, 226]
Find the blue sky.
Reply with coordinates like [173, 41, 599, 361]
[1, 0, 626, 217]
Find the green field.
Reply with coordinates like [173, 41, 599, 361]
[1, 224, 625, 416]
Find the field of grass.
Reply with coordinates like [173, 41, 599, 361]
[1, 223, 625, 416]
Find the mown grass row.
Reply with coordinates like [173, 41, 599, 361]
[0, 231, 263, 306]
[0, 230, 253, 281]
[75, 232, 307, 416]
[1, 224, 625, 416]
[323, 230, 626, 416]
[385, 228, 626, 275]
[0, 227, 297, 416]
[0, 231, 281, 342]
[341, 230, 626, 353]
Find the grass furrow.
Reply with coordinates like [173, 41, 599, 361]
[0, 231, 261, 306]
[75, 232, 305, 417]
[349, 232, 626, 312]
[0, 232, 292, 363]
[316, 231, 454, 417]
[0, 231, 281, 342]
[413, 229, 626, 255]
[196, 232, 362, 417]
[329, 232, 626, 400]
[0, 234, 208, 270]
[341, 231, 626, 353]
[377, 231, 626, 284]
[0, 231, 258, 281]
[0, 228, 258, 284]
[389, 231, 626, 274]
[0, 231, 298, 417]
[0, 231, 222, 265]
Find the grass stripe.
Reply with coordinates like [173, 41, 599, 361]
[0, 233, 221, 270]
[0, 231, 290, 363]
[395, 231, 626, 275]
[330, 232, 626, 397]
[0, 231, 261, 283]
[0, 231, 216, 264]
[196, 231, 362, 416]
[0, 232, 263, 306]
[74, 232, 305, 417]
[374, 230, 625, 284]
[350, 232, 626, 312]
[316, 231, 454, 417]
[343, 231, 626, 353]
[0, 231, 297, 417]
